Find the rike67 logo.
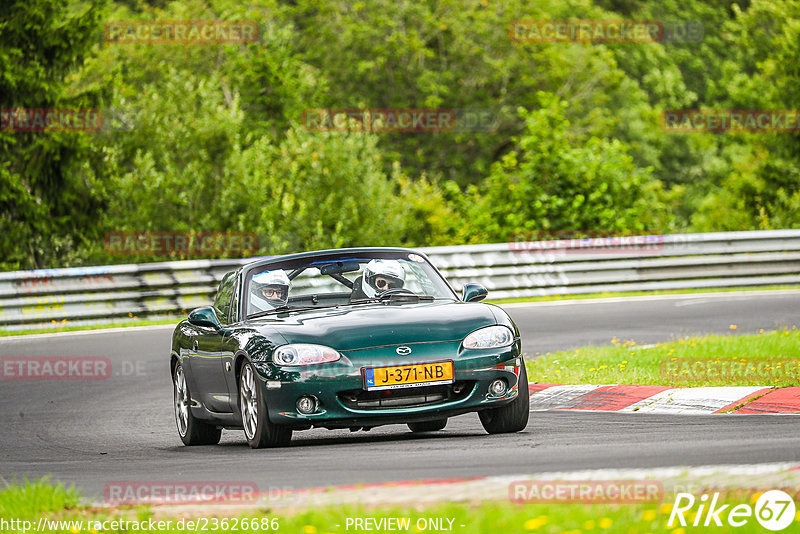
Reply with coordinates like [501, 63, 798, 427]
[668, 490, 796, 531]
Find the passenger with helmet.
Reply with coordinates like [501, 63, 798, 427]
[249, 270, 291, 313]
[351, 259, 406, 300]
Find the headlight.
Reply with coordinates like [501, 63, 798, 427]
[463, 326, 514, 349]
[273, 344, 341, 366]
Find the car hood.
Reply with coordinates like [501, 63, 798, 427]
[248, 301, 497, 351]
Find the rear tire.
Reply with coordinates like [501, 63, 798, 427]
[408, 419, 447, 433]
[239, 362, 292, 448]
[478, 363, 530, 434]
[173, 363, 222, 446]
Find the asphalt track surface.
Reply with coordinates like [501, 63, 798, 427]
[1, 290, 799, 500]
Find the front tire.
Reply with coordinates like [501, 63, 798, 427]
[239, 362, 292, 449]
[173, 363, 222, 445]
[408, 419, 447, 433]
[478, 363, 530, 434]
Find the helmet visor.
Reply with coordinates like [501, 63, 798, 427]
[372, 276, 403, 290]
[259, 286, 287, 300]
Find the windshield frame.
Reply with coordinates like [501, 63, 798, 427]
[240, 249, 459, 319]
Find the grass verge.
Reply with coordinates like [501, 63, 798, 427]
[0, 318, 179, 337]
[525, 328, 800, 387]
[487, 284, 800, 304]
[1, 479, 793, 534]
[3, 286, 799, 337]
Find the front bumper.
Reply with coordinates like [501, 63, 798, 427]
[252, 341, 522, 428]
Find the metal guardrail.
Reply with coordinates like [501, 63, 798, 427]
[1, 230, 799, 330]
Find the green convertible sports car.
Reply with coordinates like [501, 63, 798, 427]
[170, 247, 529, 448]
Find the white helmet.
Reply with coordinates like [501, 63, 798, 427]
[251, 270, 291, 309]
[362, 259, 405, 298]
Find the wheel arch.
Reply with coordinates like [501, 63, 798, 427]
[170, 351, 180, 377]
[234, 351, 251, 390]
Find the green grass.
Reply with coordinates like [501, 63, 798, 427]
[487, 284, 800, 304]
[0, 318, 179, 337]
[0, 479, 80, 517]
[526, 328, 800, 387]
[0, 480, 793, 534]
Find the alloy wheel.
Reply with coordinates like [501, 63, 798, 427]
[240, 364, 258, 440]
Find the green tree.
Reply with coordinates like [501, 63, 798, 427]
[462, 93, 673, 243]
[0, 0, 108, 270]
[218, 127, 405, 253]
[285, 0, 650, 187]
[691, 0, 800, 230]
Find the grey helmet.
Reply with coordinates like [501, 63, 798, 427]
[251, 270, 291, 309]
[362, 259, 405, 298]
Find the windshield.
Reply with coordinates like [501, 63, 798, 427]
[244, 251, 456, 317]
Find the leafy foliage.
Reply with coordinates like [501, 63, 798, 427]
[2, 0, 799, 270]
[462, 94, 673, 243]
[0, 0, 108, 270]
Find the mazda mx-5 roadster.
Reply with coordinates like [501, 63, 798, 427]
[170, 247, 529, 448]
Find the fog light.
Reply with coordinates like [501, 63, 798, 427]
[296, 395, 318, 414]
[489, 379, 507, 397]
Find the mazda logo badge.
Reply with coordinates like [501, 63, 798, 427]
[396, 346, 412, 355]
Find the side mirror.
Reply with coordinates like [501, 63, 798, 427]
[462, 283, 488, 302]
[188, 306, 222, 330]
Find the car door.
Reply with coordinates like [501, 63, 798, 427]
[220, 275, 244, 415]
[188, 272, 237, 414]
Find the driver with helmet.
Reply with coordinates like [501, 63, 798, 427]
[249, 270, 291, 313]
[351, 259, 406, 300]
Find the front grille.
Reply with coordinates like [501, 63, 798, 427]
[338, 381, 473, 410]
